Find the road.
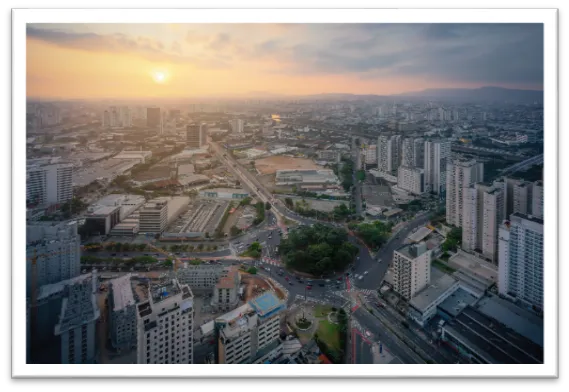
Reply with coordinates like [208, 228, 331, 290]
[352, 328, 373, 364]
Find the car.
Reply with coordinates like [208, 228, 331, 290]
[289, 282, 294, 286]
[111, 253, 117, 256]
[337, 277, 343, 281]
[364, 271, 369, 275]
[306, 286, 312, 290]
[325, 279, 330, 283]
[285, 276, 289, 281]
[298, 279, 304, 284]
[318, 283, 325, 287]
[144, 253, 149, 256]
[358, 276, 363, 280]
[123, 254, 128, 257]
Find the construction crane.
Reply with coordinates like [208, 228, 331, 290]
[145, 242, 184, 272]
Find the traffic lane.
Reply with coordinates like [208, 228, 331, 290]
[353, 329, 374, 364]
[352, 308, 421, 364]
[88, 249, 232, 259]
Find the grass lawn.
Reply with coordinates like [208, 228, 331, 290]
[316, 320, 342, 351]
[432, 259, 456, 274]
[314, 305, 333, 318]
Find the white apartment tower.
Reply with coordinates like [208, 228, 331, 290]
[139, 200, 168, 233]
[392, 242, 432, 300]
[462, 183, 504, 263]
[446, 160, 484, 227]
[424, 139, 451, 195]
[27, 162, 74, 206]
[137, 279, 194, 364]
[231, 119, 244, 134]
[401, 138, 415, 167]
[397, 166, 425, 195]
[377, 134, 402, 175]
[364, 144, 377, 165]
[412, 138, 425, 168]
[26, 221, 81, 297]
[532, 181, 543, 219]
[54, 272, 100, 364]
[215, 292, 285, 364]
[498, 214, 544, 310]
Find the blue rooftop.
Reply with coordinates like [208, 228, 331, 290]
[248, 292, 284, 319]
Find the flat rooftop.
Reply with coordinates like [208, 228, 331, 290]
[448, 250, 498, 283]
[437, 287, 478, 317]
[409, 274, 459, 312]
[38, 271, 95, 301]
[248, 291, 284, 319]
[407, 226, 433, 242]
[110, 274, 135, 312]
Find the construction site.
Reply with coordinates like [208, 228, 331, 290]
[164, 199, 231, 238]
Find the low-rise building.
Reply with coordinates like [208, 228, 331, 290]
[408, 274, 460, 327]
[275, 169, 340, 188]
[200, 188, 249, 200]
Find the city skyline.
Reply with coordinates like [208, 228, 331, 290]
[27, 23, 544, 99]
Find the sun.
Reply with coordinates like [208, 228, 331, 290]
[152, 71, 168, 84]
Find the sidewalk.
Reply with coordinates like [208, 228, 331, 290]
[371, 343, 397, 364]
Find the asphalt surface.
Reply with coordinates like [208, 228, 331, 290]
[352, 328, 373, 364]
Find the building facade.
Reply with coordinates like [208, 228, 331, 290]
[397, 166, 425, 195]
[392, 242, 432, 300]
[27, 162, 74, 206]
[230, 119, 244, 134]
[211, 268, 241, 312]
[446, 160, 484, 227]
[146, 107, 161, 128]
[424, 139, 450, 195]
[138, 201, 168, 233]
[136, 279, 194, 364]
[532, 181, 543, 219]
[108, 274, 137, 351]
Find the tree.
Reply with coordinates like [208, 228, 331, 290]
[247, 266, 257, 275]
[205, 232, 210, 239]
[284, 197, 294, 208]
[265, 201, 272, 210]
[197, 243, 204, 251]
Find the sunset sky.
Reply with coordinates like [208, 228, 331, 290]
[26, 23, 544, 99]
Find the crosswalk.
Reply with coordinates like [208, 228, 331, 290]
[294, 294, 328, 305]
[260, 257, 281, 266]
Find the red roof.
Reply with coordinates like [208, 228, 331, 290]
[318, 354, 332, 364]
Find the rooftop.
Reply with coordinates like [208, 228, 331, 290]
[248, 291, 284, 319]
[150, 279, 182, 304]
[407, 226, 433, 242]
[409, 274, 459, 312]
[38, 271, 96, 301]
[110, 274, 135, 312]
[396, 242, 429, 259]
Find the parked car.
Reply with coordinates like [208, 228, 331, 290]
[306, 285, 312, 290]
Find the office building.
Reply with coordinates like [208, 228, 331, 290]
[136, 279, 194, 364]
[186, 123, 207, 149]
[211, 267, 241, 312]
[54, 271, 100, 364]
[462, 183, 504, 263]
[26, 221, 81, 297]
[424, 139, 451, 195]
[146, 107, 161, 128]
[84, 206, 121, 236]
[446, 160, 484, 227]
[397, 166, 425, 195]
[27, 162, 73, 206]
[138, 200, 168, 233]
[498, 214, 543, 310]
[230, 119, 244, 134]
[392, 242, 432, 300]
[532, 181, 543, 219]
[215, 292, 285, 364]
[108, 274, 137, 352]
[364, 144, 377, 165]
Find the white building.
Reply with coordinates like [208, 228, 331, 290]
[397, 166, 425, 195]
[176, 264, 226, 292]
[498, 214, 544, 310]
[392, 242, 432, 300]
[216, 292, 285, 364]
[27, 162, 74, 206]
[364, 144, 377, 165]
[200, 188, 250, 200]
[532, 181, 543, 219]
[446, 160, 484, 227]
[230, 119, 244, 134]
[26, 221, 81, 298]
[408, 274, 460, 327]
[88, 194, 146, 221]
[462, 183, 504, 263]
[424, 139, 450, 195]
[275, 169, 340, 188]
[377, 134, 401, 175]
[114, 150, 153, 164]
[136, 279, 194, 364]
[317, 150, 340, 161]
[108, 274, 137, 351]
[54, 271, 100, 364]
[211, 267, 241, 312]
[139, 200, 168, 233]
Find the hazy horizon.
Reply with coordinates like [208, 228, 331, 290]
[27, 23, 544, 99]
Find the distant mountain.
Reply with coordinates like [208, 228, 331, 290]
[397, 86, 543, 103]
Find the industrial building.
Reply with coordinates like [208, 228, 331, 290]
[214, 292, 285, 364]
[88, 194, 145, 221]
[54, 271, 101, 364]
[26, 161, 73, 207]
[316, 149, 340, 162]
[392, 242, 432, 300]
[113, 150, 152, 164]
[165, 199, 229, 237]
[199, 188, 249, 200]
[275, 169, 340, 188]
[108, 274, 137, 352]
[136, 278, 194, 364]
[26, 220, 81, 297]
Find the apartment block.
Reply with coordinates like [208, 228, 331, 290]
[26, 221, 81, 297]
[230, 119, 244, 134]
[424, 139, 451, 195]
[532, 181, 543, 219]
[392, 242, 432, 300]
[108, 274, 137, 351]
[136, 279, 194, 364]
[211, 267, 241, 312]
[446, 160, 484, 227]
[54, 272, 101, 364]
[186, 124, 207, 149]
[215, 292, 285, 364]
[397, 166, 425, 195]
[27, 162, 73, 206]
[138, 200, 168, 233]
[498, 214, 544, 310]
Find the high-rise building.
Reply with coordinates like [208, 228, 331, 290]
[377, 135, 390, 173]
[146, 107, 161, 128]
[27, 162, 73, 206]
[138, 201, 168, 233]
[26, 221, 81, 297]
[397, 166, 425, 195]
[377, 134, 402, 175]
[424, 139, 451, 195]
[401, 138, 415, 167]
[215, 292, 285, 364]
[462, 183, 504, 263]
[186, 123, 207, 149]
[136, 279, 194, 364]
[364, 144, 377, 165]
[412, 138, 424, 168]
[230, 119, 244, 134]
[108, 274, 137, 351]
[532, 181, 543, 219]
[446, 160, 484, 227]
[512, 181, 530, 215]
[498, 214, 543, 310]
[392, 242, 431, 300]
[54, 271, 100, 364]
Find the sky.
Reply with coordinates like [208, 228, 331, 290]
[26, 23, 544, 99]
